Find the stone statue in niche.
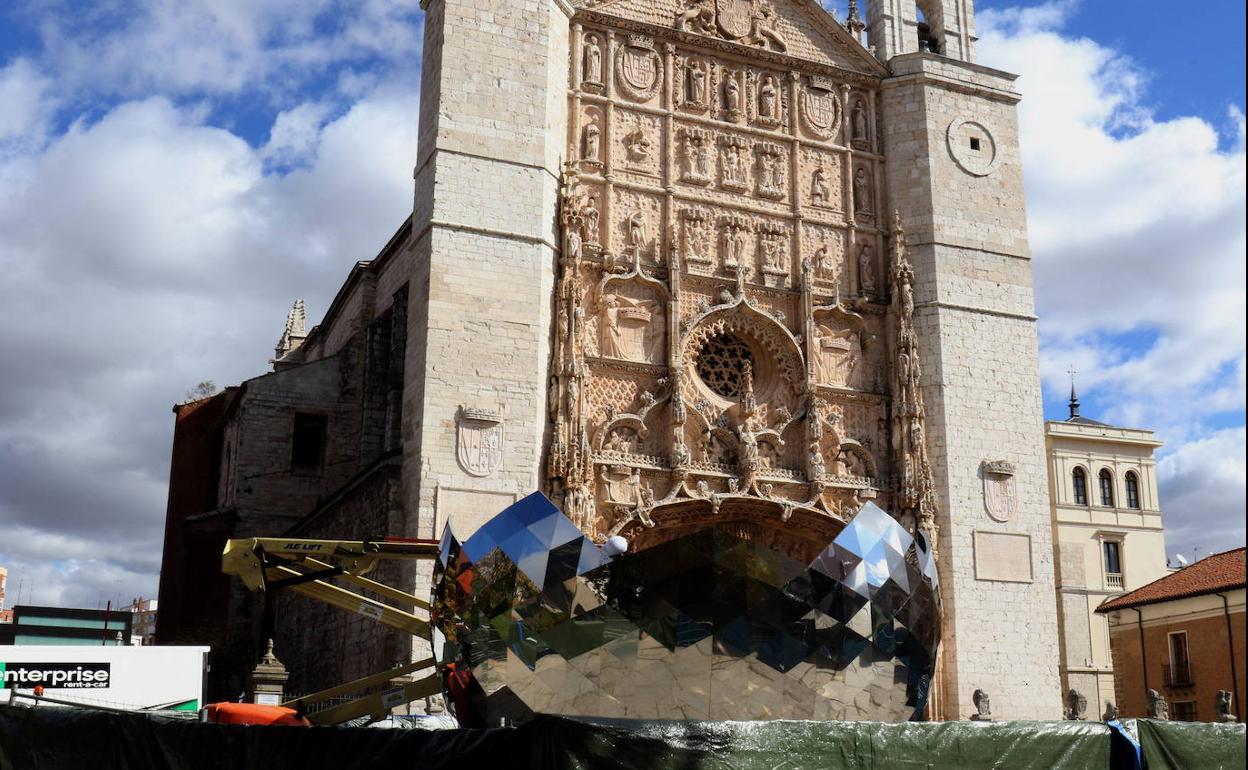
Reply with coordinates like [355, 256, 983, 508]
[815, 322, 861, 388]
[759, 228, 787, 274]
[686, 58, 707, 106]
[600, 293, 664, 363]
[858, 242, 875, 295]
[627, 211, 647, 257]
[851, 98, 869, 144]
[683, 211, 712, 263]
[759, 75, 779, 120]
[583, 118, 601, 162]
[722, 220, 750, 267]
[584, 194, 601, 245]
[853, 167, 872, 214]
[811, 167, 831, 206]
[724, 74, 743, 119]
[625, 128, 653, 163]
[583, 35, 603, 85]
[808, 440, 826, 480]
[756, 150, 784, 198]
[813, 243, 835, 283]
[721, 142, 747, 188]
[565, 223, 583, 262]
[605, 428, 637, 454]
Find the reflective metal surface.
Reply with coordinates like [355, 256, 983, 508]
[431, 493, 939, 724]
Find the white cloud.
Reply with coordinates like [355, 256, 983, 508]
[0, 86, 420, 610]
[0, 59, 54, 152]
[1157, 428, 1247, 559]
[978, 2, 1246, 555]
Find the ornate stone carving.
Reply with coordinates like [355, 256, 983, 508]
[722, 68, 744, 122]
[600, 292, 664, 364]
[615, 35, 662, 102]
[754, 142, 786, 200]
[681, 55, 710, 111]
[853, 166, 873, 215]
[624, 127, 653, 163]
[757, 222, 788, 279]
[970, 689, 993, 721]
[857, 241, 876, 296]
[718, 136, 750, 190]
[890, 213, 939, 547]
[678, 127, 713, 184]
[850, 96, 870, 147]
[800, 77, 841, 141]
[676, 0, 786, 52]
[1147, 689, 1169, 720]
[456, 406, 504, 477]
[551, 8, 900, 557]
[982, 459, 1017, 522]
[719, 215, 753, 268]
[1064, 689, 1088, 720]
[1216, 690, 1238, 723]
[582, 33, 604, 87]
[582, 113, 602, 164]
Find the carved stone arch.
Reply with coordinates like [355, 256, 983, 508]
[596, 265, 670, 366]
[836, 439, 877, 479]
[593, 415, 649, 451]
[612, 497, 847, 563]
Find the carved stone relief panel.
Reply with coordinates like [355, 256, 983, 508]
[753, 141, 788, 201]
[801, 222, 846, 293]
[848, 94, 872, 150]
[853, 234, 881, 299]
[678, 205, 716, 268]
[851, 163, 876, 219]
[799, 146, 843, 214]
[609, 188, 664, 264]
[676, 127, 714, 185]
[613, 108, 662, 179]
[597, 280, 666, 365]
[812, 310, 864, 390]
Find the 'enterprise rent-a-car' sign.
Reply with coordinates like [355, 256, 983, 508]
[0, 646, 208, 710]
[0, 662, 111, 689]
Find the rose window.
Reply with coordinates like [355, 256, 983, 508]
[696, 333, 755, 399]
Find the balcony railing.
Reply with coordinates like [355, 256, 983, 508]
[1105, 572, 1124, 589]
[1163, 662, 1195, 688]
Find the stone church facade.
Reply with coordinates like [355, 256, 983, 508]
[158, 0, 1063, 719]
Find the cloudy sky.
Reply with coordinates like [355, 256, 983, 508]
[0, 0, 1243, 609]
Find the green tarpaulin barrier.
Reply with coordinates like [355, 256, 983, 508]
[1, 705, 1243, 769]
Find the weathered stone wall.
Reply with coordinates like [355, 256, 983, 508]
[880, 52, 1062, 719]
[402, 0, 569, 614]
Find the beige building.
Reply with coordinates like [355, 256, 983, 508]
[1047, 387, 1169, 715]
[161, 0, 1064, 718]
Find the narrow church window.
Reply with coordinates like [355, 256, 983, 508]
[1072, 467, 1088, 505]
[291, 413, 328, 475]
[1098, 469, 1114, 507]
[1125, 471, 1140, 509]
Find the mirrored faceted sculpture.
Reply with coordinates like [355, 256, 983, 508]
[431, 493, 940, 725]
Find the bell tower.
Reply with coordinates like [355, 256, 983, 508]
[872, 0, 1063, 719]
[867, 0, 977, 61]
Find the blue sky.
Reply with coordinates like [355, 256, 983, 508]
[0, 0, 1243, 607]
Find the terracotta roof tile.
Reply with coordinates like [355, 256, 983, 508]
[1097, 547, 1246, 612]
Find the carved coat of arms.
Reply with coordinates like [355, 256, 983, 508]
[982, 460, 1017, 522]
[616, 35, 661, 101]
[801, 79, 841, 139]
[716, 0, 754, 39]
[457, 407, 504, 477]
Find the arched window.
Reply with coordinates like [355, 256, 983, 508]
[1125, 472, 1140, 509]
[1099, 469, 1114, 507]
[1072, 467, 1088, 505]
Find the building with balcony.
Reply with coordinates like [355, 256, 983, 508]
[1097, 547, 1245, 721]
[1046, 386, 1170, 715]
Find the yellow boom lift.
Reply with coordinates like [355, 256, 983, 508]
[220, 536, 443, 725]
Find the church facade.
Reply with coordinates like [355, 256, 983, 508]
[158, 0, 1064, 719]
